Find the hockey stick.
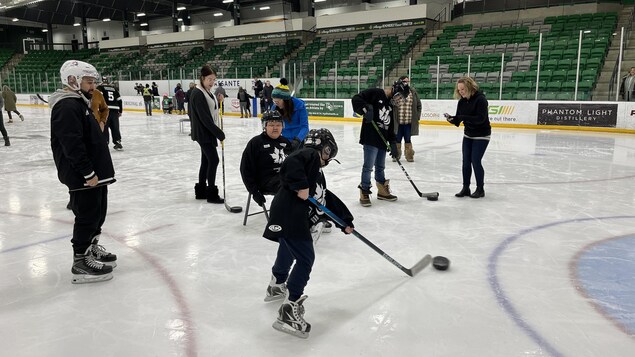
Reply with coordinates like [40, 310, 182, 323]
[370, 120, 439, 201]
[219, 101, 242, 213]
[36, 93, 48, 104]
[308, 197, 432, 277]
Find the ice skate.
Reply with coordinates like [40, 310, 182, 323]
[264, 275, 287, 302]
[91, 235, 117, 267]
[19, 114, 24, 121]
[71, 249, 113, 284]
[113, 141, 123, 151]
[311, 222, 324, 245]
[272, 295, 311, 339]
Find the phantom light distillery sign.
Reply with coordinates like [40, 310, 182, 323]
[537, 103, 618, 127]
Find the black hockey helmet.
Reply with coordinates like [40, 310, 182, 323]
[391, 78, 410, 100]
[304, 128, 338, 165]
[261, 110, 284, 130]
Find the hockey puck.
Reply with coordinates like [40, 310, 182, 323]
[432, 256, 450, 271]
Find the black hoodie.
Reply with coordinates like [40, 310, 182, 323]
[451, 91, 491, 138]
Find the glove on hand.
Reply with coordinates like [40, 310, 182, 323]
[363, 104, 374, 123]
[291, 138, 302, 151]
[252, 192, 266, 206]
[389, 142, 399, 159]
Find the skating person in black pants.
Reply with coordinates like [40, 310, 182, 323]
[98, 77, 124, 150]
[189, 65, 225, 203]
[263, 128, 354, 339]
[445, 76, 491, 198]
[0, 94, 9, 146]
[50, 60, 117, 284]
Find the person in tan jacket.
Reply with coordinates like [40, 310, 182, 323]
[90, 89, 109, 132]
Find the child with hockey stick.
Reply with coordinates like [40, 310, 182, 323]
[263, 128, 354, 339]
[351, 78, 410, 207]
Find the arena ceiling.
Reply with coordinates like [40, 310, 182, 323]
[0, 0, 285, 26]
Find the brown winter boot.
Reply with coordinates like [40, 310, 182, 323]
[392, 143, 402, 162]
[405, 143, 415, 162]
[358, 185, 372, 207]
[376, 180, 397, 201]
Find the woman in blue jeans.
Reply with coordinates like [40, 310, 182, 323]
[445, 76, 491, 198]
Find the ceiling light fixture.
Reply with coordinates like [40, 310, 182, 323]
[213, 13, 222, 16]
[42, 29, 48, 32]
[177, 6, 186, 11]
[140, 22, 148, 26]
[103, 18, 111, 22]
[137, 12, 146, 17]
[222, 0, 233, 3]
[315, 0, 326, 2]
[260, 6, 270, 10]
[12, 18, 18, 22]
[73, 22, 81, 26]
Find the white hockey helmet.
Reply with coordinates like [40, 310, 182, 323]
[60, 60, 100, 91]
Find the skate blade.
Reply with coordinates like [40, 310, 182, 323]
[99, 261, 117, 268]
[264, 294, 286, 302]
[72, 272, 113, 284]
[272, 321, 309, 339]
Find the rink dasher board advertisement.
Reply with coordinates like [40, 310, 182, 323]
[17, 94, 635, 131]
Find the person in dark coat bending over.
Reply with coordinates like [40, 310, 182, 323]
[263, 128, 354, 339]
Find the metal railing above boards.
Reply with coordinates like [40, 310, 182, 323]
[403, 30, 608, 101]
[286, 58, 400, 99]
[608, 8, 635, 101]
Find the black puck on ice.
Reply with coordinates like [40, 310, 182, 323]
[432, 256, 450, 271]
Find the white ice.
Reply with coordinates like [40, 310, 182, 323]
[1, 106, 634, 357]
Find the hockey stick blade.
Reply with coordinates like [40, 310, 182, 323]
[308, 197, 431, 277]
[420, 192, 439, 201]
[36, 93, 48, 104]
[225, 203, 243, 213]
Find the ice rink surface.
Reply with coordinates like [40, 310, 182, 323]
[1, 105, 634, 357]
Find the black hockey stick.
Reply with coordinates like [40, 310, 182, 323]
[308, 197, 432, 277]
[36, 93, 48, 104]
[370, 120, 439, 201]
[219, 101, 242, 213]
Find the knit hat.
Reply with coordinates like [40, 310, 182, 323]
[272, 78, 291, 100]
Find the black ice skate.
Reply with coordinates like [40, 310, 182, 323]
[71, 250, 113, 284]
[272, 295, 311, 339]
[264, 275, 287, 302]
[113, 141, 123, 151]
[91, 236, 117, 267]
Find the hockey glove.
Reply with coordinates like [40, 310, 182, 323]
[291, 138, 302, 151]
[363, 104, 374, 123]
[389, 141, 399, 159]
[252, 192, 266, 206]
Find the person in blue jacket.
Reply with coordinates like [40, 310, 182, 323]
[271, 78, 309, 151]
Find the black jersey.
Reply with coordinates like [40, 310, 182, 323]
[352, 88, 396, 149]
[240, 132, 292, 195]
[97, 84, 122, 113]
[263, 148, 353, 242]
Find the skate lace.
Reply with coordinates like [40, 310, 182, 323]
[91, 244, 111, 258]
[85, 254, 105, 270]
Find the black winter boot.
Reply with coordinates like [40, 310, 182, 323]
[470, 187, 485, 198]
[194, 183, 207, 200]
[3, 136, 9, 146]
[455, 186, 471, 197]
[207, 186, 225, 204]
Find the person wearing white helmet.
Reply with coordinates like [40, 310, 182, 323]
[50, 60, 117, 284]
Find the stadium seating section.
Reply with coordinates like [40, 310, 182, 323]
[0, 11, 617, 101]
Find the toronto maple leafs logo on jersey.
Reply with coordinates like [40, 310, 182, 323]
[270, 147, 287, 168]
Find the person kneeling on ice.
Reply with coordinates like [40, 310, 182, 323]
[263, 128, 354, 338]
